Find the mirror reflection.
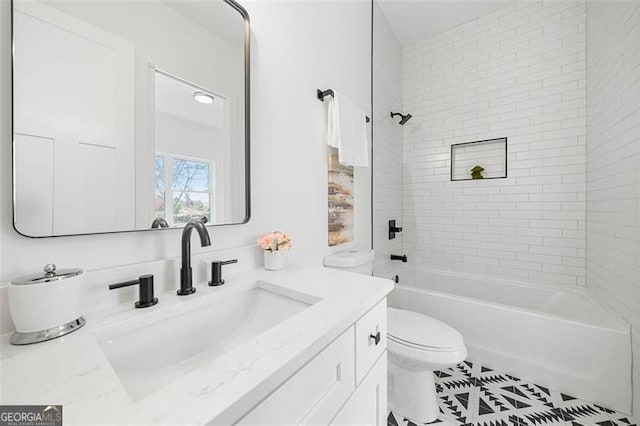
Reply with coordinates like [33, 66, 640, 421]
[12, 0, 249, 237]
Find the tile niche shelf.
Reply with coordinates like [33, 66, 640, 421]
[450, 137, 507, 181]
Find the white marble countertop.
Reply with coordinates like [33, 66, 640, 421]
[0, 265, 393, 425]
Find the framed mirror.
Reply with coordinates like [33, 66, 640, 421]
[11, 0, 250, 237]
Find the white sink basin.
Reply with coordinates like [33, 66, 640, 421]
[96, 281, 316, 400]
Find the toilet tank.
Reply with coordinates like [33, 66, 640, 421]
[323, 249, 375, 275]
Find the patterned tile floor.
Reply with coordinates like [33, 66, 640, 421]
[388, 361, 637, 426]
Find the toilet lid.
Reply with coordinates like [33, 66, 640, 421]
[388, 308, 464, 350]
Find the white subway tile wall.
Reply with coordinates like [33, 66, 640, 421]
[586, 1, 640, 414]
[373, 3, 403, 276]
[401, 1, 587, 285]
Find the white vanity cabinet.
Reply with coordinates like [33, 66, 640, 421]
[235, 300, 388, 425]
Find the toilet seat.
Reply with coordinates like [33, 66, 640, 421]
[388, 307, 464, 350]
[387, 308, 467, 368]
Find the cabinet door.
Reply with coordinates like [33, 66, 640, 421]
[236, 328, 355, 425]
[331, 352, 387, 426]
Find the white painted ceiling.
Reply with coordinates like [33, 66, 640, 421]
[378, 0, 514, 47]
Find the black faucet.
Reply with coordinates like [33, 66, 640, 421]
[390, 254, 407, 263]
[178, 219, 211, 296]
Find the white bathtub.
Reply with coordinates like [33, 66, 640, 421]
[385, 266, 632, 414]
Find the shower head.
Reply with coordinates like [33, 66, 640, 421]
[391, 112, 413, 125]
[399, 113, 412, 125]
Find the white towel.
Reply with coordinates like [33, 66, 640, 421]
[327, 92, 369, 167]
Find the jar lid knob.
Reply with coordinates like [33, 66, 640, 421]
[43, 263, 56, 274]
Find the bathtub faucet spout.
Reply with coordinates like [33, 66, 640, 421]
[391, 254, 407, 263]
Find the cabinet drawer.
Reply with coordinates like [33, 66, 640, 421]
[355, 300, 387, 384]
[236, 327, 355, 425]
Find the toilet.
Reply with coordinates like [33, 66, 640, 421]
[324, 249, 467, 423]
[386, 307, 467, 422]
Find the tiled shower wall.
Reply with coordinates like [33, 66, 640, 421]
[402, 1, 588, 285]
[585, 1, 640, 413]
[373, 2, 403, 276]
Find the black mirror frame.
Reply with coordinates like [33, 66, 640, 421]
[10, 0, 251, 238]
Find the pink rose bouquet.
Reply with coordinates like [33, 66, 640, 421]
[257, 231, 292, 252]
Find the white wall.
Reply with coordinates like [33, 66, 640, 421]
[0, 1, 372, 333]
[372, 2, 403, 276]
[586, 1, 640, 414]
[401, 1, 587, 286]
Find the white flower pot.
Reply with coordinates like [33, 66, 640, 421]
[264, 250, 286, 271]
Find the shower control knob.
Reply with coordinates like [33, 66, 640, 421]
[389, 220, 403, 240]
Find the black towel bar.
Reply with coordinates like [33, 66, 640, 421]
[317, 89, 370, 123]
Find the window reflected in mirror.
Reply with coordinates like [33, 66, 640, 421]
[155, 155, 214, 226]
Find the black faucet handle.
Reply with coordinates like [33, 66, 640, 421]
[109, 274, 158, 308]
[209, 259, 238, 287]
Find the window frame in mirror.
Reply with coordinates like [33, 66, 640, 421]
[10, 0, 251, 238]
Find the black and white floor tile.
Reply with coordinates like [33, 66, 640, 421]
[388, 361, 637, 426]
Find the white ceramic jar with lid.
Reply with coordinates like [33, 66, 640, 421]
[8, 263, 85, 345]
